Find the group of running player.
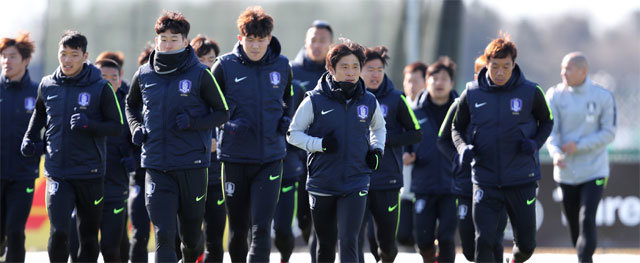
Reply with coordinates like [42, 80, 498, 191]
[0, 5, 616, 263]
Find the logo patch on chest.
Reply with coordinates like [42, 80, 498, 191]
[24, 97, 35, 111]
[269, 71, 281, 86]
[510, 98, 522, 114]
[179, 79, 191, 96]
[78, 92, 91, 107]
[357, 105, 369, 121]
[380, 104, 388, 117]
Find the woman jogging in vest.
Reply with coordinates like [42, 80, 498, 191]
[287, 39, 386, 263]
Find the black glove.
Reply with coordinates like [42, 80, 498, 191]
[226, 118, 250, 137]
[21, 138, 44, 157]
[176, 111, 191, 130]
[70, 112, 90, 131]
[132, 127, 147, 146]
[120, 157, 136, 173]
[366, 148, 383, 170]
[459, 145, 475, 166]
[321, 134, 338, 153]
[277, 116, 291, 135]
[520, 138, 537, 155]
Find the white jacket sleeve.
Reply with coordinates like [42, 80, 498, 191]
[286, 97, 324, 153]
[369, 100, 387, 151]
[545, 87, 563, 157]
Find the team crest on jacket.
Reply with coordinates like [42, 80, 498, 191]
[510, 98, 522, 114]
[225, 182, 235, 197]
[269, 71, 281, 86]
[49, 181, 59, 195]
[24, 97, 35, 111]
[458, 204, 468, 219]
[380, 104, 388, 117]
[357, 105, 369, 120]
[179, 80, 191, 95]
[78, 92, 91, 107]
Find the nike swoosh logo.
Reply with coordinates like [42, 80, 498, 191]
[526, 197, 536, 205]
[217, 199, 224, 206]
[47, 95, 58, 100]
[595, 178, 605, 186]
[388, 204, 398, 212]
[26, 187, 34, 193]
[359, 190, 368, 197]
[321, 109, 334, 115]
[113, 207, 124, 214]
[196, 194, 206, 202]
[475, 102, 487, 108]
[234, 76, 247, 83]
[269, 174, 281, 181]
[144, 83, 157, 88]
[94, 196, 103, 205]
[282, 185, 294, 193]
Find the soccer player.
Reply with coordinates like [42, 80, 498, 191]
[408, 56, 458, 263]
[125, 11, 229, 262]
[357, 46, 422, 263]
[0, 31, 40, 263]
[191, 34, 226, 263]
[546, 52, 616, 263]
[451, 33, 554, 263]
[210, 6, 293, 262]
[437, 54, 507, 262]
[22, 30, 123, 262]
[287, 39, 386, 263]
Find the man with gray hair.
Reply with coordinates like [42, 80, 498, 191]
[545, 52, 617, 263]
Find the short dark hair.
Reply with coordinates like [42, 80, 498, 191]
[59, 30, 87, 53]
[364, 46, 390, 67]
[237, 6, 274, 38]
[427, 56, 456, 80]
[403, 62, 428, 79]
[155, 11, 190, 38]
[312, 20, 333, 38]
[0, 31, 35, 60]
[326, 38, 365, 72]
[95, 58, 121, 72]
[484, 31, 517, 62]
[191, 34, 220, 58]
[96, 51, 125, 68]
[137, 42, 154, 66]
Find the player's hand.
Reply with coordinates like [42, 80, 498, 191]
[176, 111, 191, 130]
[321, 133, 338, 153]
[366, 148, 383, 170]
[459, 145, 475, 166]
[561, 141, 577, 155]
[211, 138, 217, 152]
[132, 127, 147, 146]
[21, 138, 44, 157]
[70, 113, 90, 131]
[225, 118, 250, 136]
[402, 152, 416, 165]
[277, 116, 291, 135]
[553, 153, 567, 169]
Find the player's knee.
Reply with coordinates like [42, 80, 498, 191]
[50, 228, 68, 244]
[475, 233, 495, 248]
[251, 222, 271, 237]
[154, 230, 174, 246]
